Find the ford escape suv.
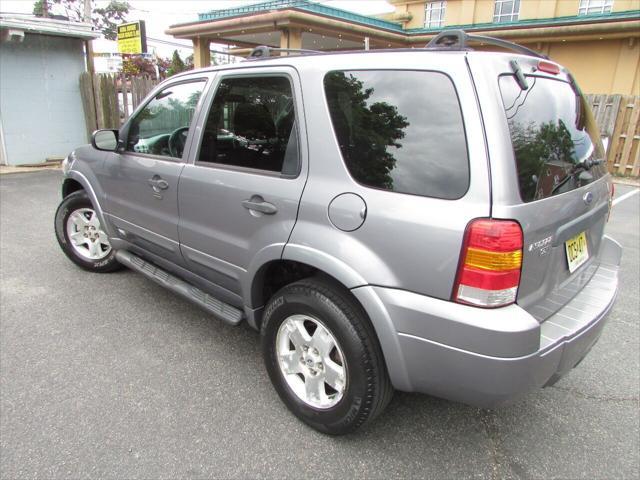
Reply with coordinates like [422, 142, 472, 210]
[54, 31, 622, 435]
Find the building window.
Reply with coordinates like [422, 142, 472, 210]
[493, 0, 520, 23]
[578, 0, 614, 15]
[424, 1, 446, 29]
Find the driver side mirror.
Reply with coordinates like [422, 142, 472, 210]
[91, 129, 120, 152]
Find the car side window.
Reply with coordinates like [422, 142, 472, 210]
[324, 70, 469, 200]
[198, 76, 299, 175]
[126, 80, 206, 159]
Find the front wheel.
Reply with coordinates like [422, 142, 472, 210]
[54, 191, 121, 273]
[261, 277, 393, 435]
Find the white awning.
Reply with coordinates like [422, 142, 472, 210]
[0, 13, 98, 40]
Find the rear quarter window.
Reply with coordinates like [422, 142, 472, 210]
[323, 70, 469, 200]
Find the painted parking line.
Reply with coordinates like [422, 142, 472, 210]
[612, 188, 639, 207]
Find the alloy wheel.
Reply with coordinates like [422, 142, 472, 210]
[275, 314, 347, 409]
[66, 208, 111, 260]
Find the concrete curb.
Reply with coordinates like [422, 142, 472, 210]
[0, 165, 61, 175]
[612, 177, 640, 187]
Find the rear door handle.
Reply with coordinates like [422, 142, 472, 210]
[242, 196, 277, 215]
[148, 175, 169, 192]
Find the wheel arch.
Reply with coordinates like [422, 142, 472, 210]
[249, 244, 368, 311]
[62, 178, 84, 198]
[251, 255, 412, 392]
[61, 171, 113, 237]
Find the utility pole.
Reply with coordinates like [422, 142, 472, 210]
[83, 0, 95, 75]
[42, 0, 49, 17]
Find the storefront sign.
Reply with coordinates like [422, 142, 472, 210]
[117, 21, 147, 54]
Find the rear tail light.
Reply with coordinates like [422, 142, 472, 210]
[453, 219, 523, 308]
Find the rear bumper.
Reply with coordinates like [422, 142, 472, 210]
[352, 235, 622, 408]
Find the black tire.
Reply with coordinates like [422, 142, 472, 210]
[261, 276, 393, 435]
[54, 190, 122, 273]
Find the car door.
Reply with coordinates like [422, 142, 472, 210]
[99, 77, 210, 266]
[178, 68, 307, 304]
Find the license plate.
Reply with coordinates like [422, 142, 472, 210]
[565, 231, 589, 273]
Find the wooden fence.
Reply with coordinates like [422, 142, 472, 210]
[587, 94, 640, 177]
[79, 72, 158, 139]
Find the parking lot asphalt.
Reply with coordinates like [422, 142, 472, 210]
[1, 170, 638, 479]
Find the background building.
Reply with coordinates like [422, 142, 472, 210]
[385, 0, 639, 94]
[167, 0, 639, 95]
[0, 14, 97, 165]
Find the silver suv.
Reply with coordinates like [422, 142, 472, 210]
[54, 31, 622, 435]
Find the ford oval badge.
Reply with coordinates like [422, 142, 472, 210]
[583, 191, 593, 205]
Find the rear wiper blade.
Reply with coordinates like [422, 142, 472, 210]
[550, 158, 604, 194]
[573, 157, 604, 172]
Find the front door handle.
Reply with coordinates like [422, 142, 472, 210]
[148, 175, 169, 192]
[242, 196, 277, 215]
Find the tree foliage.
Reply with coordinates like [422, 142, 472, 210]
[510, 120, 576, 201]
[166, 50, 188, 77]
[93, 1, 129, 41]
[324, 71, 409, 190]
[156, 57, 171, 78]
[121, 55, 155, 77]
[33, 0, 47, 15]
[33, 0, 130, 40]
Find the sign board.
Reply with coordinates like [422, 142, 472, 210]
[117, 21, 147, 54]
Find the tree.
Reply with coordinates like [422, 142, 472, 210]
[121, 55, 155, 77]
[509, 120, 576, 201]
[156, 57, 171, 79]
[33, 0, 47, 16]
[324, 71, 409, 190]
[166, 50, 187, 77]
[93, 1, 129, 41]
[33, 0, 130, 41]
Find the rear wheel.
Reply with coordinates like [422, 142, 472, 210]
[54, 191, 121, 273]
[261, 277, 393, 435]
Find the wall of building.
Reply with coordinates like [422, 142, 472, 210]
[404, 1, 426, 28]
[393, 0, 640, 28]
[520, 0, 559, 19]
[544, 38, 639, 94]
[389, 0, 639, 94]
[0, 34, 88, 165]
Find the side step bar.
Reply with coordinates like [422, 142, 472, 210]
[115, 250, 244, 326]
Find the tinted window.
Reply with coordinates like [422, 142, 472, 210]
[198, 76, 299, 174]
[126, 81, 205, 158]
[323, 70, 469, 199]
[499, 75, 606, 203]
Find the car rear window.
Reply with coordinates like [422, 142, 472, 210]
[324, 70, 469, 200]
[499, 75, 606, 203]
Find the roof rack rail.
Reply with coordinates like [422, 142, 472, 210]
[425, 30, 547, 59]
[247, 45, 321, 60]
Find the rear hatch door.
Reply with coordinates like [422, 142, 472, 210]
[469, 53, 612, 321]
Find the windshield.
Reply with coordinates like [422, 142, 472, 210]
[499, 75, 606, 203]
